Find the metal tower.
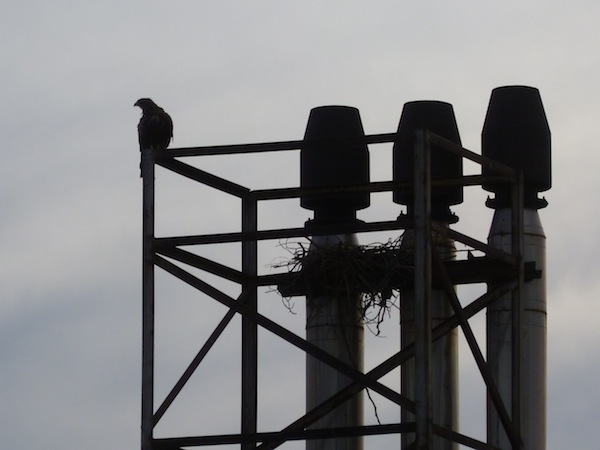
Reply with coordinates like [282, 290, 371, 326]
[140, 86, 549, 450]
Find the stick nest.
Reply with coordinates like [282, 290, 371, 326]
[273, 236, 414, 334]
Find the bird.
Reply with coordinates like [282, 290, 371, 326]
[134, 98, 173, 151]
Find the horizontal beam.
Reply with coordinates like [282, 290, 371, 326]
[273, 257, 538, 297]
[153, 423, 414, 448]
[152, 133, 397, 158]
[154, 219, 412, 247]
[152, 132, 516, 186]
[153, 422, 498, 450]
[249, 174, 508, 201]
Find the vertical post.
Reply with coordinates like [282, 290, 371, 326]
[511, 173, 524, 450]
[413, 130, 433, 449]
[401, 230, 458, 450]
[141, 148, 155, 450]
[241, 195, 258, 449]
[396, 102, 462, 450]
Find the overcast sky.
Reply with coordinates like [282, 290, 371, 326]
[2, 1, 599, 449]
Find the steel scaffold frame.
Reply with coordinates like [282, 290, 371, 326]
[140, 130, 527, 450]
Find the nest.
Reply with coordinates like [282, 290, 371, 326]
[273, 236, 415, 334]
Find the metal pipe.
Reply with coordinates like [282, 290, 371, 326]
[300, 105, 369, 450]
[306, 233, 364, 450]
[486, 208, 546, 449]
[483, 85, 550, 449]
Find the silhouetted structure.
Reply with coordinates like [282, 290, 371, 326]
[140, 86, 549, 450]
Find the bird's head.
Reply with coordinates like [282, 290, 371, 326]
[134, 98, 159, 112]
